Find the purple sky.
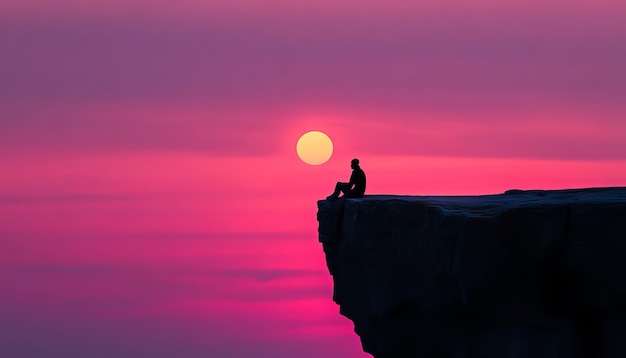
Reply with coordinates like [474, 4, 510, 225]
[3, 1, 626, 159]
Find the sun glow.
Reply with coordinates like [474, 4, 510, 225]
[296, 131, 333, 165]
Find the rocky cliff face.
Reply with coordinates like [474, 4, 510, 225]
[317, 188, 626, 358]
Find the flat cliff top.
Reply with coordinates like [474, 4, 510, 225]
[321, 187, 626, 217]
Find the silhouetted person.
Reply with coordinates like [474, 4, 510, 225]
[326, 158, 366, 201]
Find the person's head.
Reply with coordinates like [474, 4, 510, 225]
[351, 158, 359, 169]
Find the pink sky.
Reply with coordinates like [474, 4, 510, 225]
[1, 1, 626, 357]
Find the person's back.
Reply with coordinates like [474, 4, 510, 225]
[350, 165, 366, 198]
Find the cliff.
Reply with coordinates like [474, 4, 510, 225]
[317, 187, 626, 358]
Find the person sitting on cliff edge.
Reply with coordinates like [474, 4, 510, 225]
[326, 158, 366, 201]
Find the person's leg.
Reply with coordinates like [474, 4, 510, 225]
[326, 182, 343, 200]
[327, 182, 351, 201]
[344, 188, 365, 198]
[338, 183, 352, 196]
[343, 190, 356, 199]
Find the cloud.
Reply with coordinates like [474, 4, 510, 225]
[210, 268, 325, 282]
[0, 193, 141, 205]
[0, 103, 285, 155]
[343, 114, 626, 160]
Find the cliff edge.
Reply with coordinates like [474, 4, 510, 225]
[317, 187, 626, 358]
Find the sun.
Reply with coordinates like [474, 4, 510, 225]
[296, 131, 333, 165]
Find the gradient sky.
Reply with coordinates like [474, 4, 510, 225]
[2, 1, 626, 357]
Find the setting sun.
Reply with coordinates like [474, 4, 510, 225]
[296, 131, 333, 165]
